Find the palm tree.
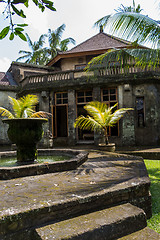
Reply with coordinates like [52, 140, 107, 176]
[74, 101, 132, 144]
[0, 94, 51, 119]
[17, 34, 47, 64]
[95, 0, 142, 35]
[90, 1, 160, 70]
[47, 24, 76, 58]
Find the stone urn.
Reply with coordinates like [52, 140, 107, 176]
[98, 143, 116, 152]
[3, 118, 48, 163]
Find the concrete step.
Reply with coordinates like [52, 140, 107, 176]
[118, 227, 160, 240]
[35, 203, 147, 240]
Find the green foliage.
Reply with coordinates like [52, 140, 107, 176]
[0, 0, 56, 41]
[94, 0, 143, 32]
[17, 24, 76, 64]
[144, 160, 160, 233]
[86, 48, 160, 72]
[47, 24, 76, 58]
[92, 1, 160, 71]
[0, 94, 51, 119]
[74, 101, 133, 144]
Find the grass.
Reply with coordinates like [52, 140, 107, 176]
[144, 160, 160, 233]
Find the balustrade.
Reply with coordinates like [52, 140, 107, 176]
[20, 65, 160, 88]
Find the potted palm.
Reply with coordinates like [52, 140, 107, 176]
[74, 101, 133, 151]
[0, 94, 51, 163]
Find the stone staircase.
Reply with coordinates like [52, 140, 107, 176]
[0, 151, 160, 239]
[1, 203, 159, 240]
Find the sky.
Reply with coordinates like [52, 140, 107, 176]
[0, 0, 159, 72]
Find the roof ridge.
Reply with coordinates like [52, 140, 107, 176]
[64, 32, 131, 54]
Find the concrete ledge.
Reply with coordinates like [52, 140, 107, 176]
[118, 227, 160, 240]
[0, 149, 88, 180]
[35, 203, 147, 240]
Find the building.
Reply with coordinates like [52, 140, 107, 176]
[0, 30, 160, 147]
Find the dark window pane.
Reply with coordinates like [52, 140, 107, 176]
[86, 91, 92, 96]
[86, 97, 92, 102]
[110, 89, 116, 94]
[103, 96, 109, 101]
[56, 99, 61, 104]
[77, 97, 84, 103]
[63, 99, 68, 104]
[110, 95, 116, 101]
[103, 89, 108, 95]
[77, 92, 84, 97]
[63, 93, 68, 98]
[56, 93, 61, 99]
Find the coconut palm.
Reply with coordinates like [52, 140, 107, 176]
[74, 101, 133, 144]
[90, 1, 160, 71]
[17, 34, 47, 64]
[95, 0, 142, 36]
[0, 94, 51, 119]
[47, 24, 76, 58]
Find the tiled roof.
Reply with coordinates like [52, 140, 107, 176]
[47, 32, 132, 66]
[64, 32, 131, 54]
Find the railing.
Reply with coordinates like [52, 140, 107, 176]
[20, 65, 160, 88]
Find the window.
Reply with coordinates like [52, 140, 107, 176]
[55, 92, 68, 105]
[101, 88, 118, 136]
[136, 97, 145, 127]
[102, 88, 117, 104]
[77, 90, 92, 104]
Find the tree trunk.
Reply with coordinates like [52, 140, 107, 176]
[105, 128, 109, 145]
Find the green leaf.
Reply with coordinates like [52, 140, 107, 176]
[17, 32, 27, 41]
[12, 0, 27, 4]
[0, 26, 10, 39]
[24, 1, 28, 7]
[11, 4, 26, 18]
[15, 27, 24, 32]
[32, 0, 38, 6]
[42, 0, 52, 4]
[17, 23, 28, 27]
[9, 32, 14, 40]
[45, 4, 56, 11]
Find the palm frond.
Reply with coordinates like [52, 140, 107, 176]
[86, 47, 160, 72]
[8, 96, 21, 118]
[109, 108, 133, 126]
[0, 107, 14, 119]
[19, 95, 39, 118]
[94, 15, 111, 29]
[84, 101, 107, 126]
[74, 115, 102, 132]
[107, 12, 160, 47]
[30, 111, 52, 118]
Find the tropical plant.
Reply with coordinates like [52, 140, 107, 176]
[89, 1, 160, 71]
[0, 0, 56, 41]
[17, 33, 47, 64]
[95, 0, 142, 32]
[0, 94, 51, 119]
[47, 24, 76, 58]
[74, 101, 133, 144]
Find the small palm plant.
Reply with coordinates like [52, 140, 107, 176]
[0, 94, 51, 119]
[74, 101, 133, 144]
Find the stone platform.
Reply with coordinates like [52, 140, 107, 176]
[0, 150, 158, 239]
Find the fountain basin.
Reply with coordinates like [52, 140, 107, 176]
[0, 149, 88, 180]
